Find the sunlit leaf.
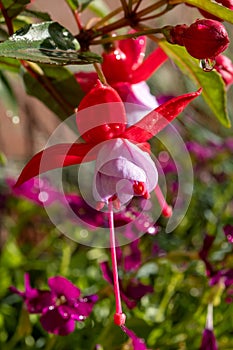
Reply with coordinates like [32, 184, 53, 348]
[169, 0, 233, 24]
[0, 21, 102, 65]
[159, 40, 230, 128]
[1, 0, 30, 19]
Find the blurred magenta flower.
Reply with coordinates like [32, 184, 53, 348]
[76, 33, 168, 110]
[122, 325, 148, 350]
[10, 274, 98, 335]
[223, 224, 233, 243]
[7, 177, 61, 206]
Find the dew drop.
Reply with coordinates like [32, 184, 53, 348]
[199, 58, 216, 72]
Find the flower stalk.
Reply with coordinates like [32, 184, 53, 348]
[108, 201, 126, 326]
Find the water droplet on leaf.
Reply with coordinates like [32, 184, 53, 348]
[199, 58, 216, 72]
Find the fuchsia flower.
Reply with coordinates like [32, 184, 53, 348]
[16, 82, 201, 203]
[200, 304, 218, 350]
[10, 274, 97, 336]
[76, 34, 168, 111]
[15, 79, 201, 331]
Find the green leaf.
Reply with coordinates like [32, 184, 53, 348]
[159, 41, 230, 128]
[66, 0, 96, 12]
[22, 9, 52, 21]
[1, 0, 30, 19]
[0, 21, 102, 65]
[22, 64, 85, 119]
[65, 0, 79, 11]
[0, 71, 18, 113]
[171, 0, 233, 24]
[89, 0, 110, 17]
[78, 0, 95, 12]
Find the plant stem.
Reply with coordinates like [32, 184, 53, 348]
[0, 0, 14, 35]
[108, 201, 122, 315]
[91, 27, 163, 45]
[120, 0, 129, 16]
[90, 0, 138, 30]
[136, 0, 168, 18]
[93, 62, 107, 84]
[133, 0, 143, 12]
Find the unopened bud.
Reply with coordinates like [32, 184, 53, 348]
[171, 19, 230, 59]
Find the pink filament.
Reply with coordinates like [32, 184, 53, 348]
[108, 201, 123, 316]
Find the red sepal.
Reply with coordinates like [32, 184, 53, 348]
[122, 88, 202, 143]
[130, 47, 168, 84]
[76, 80, 126, 143]
[15, 143, 95, 187]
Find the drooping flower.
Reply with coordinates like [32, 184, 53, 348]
[76, 33, 168, 111]
[200, 304, 218, 350]
[15, 80, 201, 328]
[15, 80, 202, 206]
[10, 274, 98, 336]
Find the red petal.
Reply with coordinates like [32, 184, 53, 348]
[122, 88, 202, 142]
[130, 47, 168, 84]
[15, 143, 95, 187]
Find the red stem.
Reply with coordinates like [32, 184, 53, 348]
[108, 201, 122, 315]
[0, 0, 14, 35]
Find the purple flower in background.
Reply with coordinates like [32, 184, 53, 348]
[223, 224, 233, 244]
[122, 325, 148, 350]
[10, 273, 53, 314]
[7, 177, 62, 206]
[10, 274, 98, 335]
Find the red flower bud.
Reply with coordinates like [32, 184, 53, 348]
[182, 19, 229, 59]
[215, 54, 233, 86]
[198, 0, 233, 21]
[169, 24, 188, 46]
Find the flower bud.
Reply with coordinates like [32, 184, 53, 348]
[182, 19, 229, 59]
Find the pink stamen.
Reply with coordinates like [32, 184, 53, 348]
[154, 185, 173, 218]
[108, 200, 126, 326]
